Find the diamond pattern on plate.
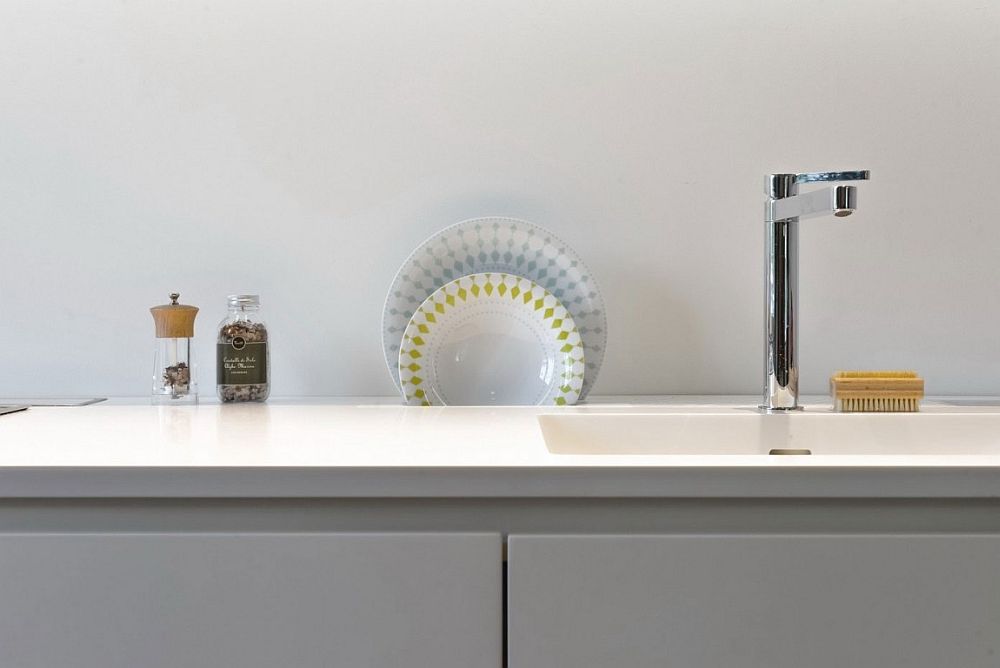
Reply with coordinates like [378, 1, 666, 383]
[398, 273, 585, 406]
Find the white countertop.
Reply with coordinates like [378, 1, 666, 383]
[0, 396, 998, 498]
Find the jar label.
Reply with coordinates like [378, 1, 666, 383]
[217, 342, 268, 385]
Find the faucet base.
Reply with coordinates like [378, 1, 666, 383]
[758, 405, 805, 414]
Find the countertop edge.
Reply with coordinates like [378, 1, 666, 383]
[0, 466, 997, 499]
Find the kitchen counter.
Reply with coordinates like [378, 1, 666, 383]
[1, 396, 998, 498]
[2, 400, 998, 668]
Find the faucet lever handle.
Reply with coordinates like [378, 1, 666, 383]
[794, 170, 871, 184]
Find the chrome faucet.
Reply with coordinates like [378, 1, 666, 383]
[761, 170, 871, 411]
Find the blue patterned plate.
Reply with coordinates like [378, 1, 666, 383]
[382, 217, 606, 399]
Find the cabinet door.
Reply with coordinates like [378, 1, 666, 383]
[508, 534, 1000, 668]
[0, 532, 501, 668]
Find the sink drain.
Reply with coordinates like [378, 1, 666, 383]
[768, 448, 812, 456]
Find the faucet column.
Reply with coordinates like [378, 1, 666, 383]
[763, 174, 801, 411]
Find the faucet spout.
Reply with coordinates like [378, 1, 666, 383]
[761, 171, 870, 412]
[766, 185, 859, 222]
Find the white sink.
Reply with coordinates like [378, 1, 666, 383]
[538, 412, 1000, 456]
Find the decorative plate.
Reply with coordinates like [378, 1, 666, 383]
[383, 217, 606, 399]
[398, 273, 585, 406]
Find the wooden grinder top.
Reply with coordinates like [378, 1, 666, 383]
[150, 292, 199, 339]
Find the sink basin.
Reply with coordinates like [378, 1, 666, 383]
[538, 413, 1000, 456]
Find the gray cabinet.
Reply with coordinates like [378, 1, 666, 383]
[0, 532, 501, 668]
[508, 534, 1000, 668]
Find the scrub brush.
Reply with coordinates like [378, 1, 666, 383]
[829, 371, 924, 412]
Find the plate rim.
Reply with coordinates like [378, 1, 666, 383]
[396, 272, 585, 406]
[381, 215, 606, 397]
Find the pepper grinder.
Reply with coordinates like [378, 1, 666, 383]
[150, 292, 199, 404]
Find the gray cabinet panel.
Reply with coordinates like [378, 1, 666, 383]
[508, 534, 1000, 668]
[0, 532, 501, 668]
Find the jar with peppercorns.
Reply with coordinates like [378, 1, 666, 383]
[216, 294, 270, 402]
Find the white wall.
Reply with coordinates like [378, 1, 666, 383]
[2, 0, 998, 398]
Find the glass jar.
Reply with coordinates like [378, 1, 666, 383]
[216, 294, 270, 402]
